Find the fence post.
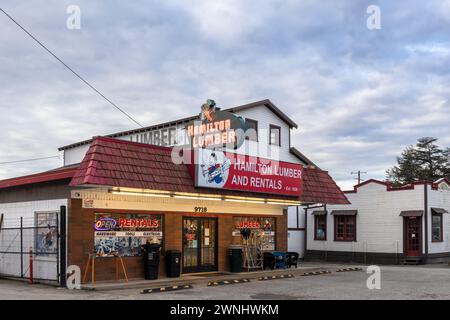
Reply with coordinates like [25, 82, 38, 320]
[29, 247, 33, 284]
[59, 206, 67, 288]
[20, 217, 23, 278]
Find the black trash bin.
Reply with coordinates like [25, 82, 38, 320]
[286, 252, 299, 268]
[229, 246, 242, 273]
[263, 252, 275, 270]
[166, 250, 181, 278]
[142, 243, 161, 280]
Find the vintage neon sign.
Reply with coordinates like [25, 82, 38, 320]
[185, 99, 245, 149]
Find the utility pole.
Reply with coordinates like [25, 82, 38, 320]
[351, 171, 367, 184]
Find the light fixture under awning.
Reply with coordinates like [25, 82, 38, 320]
[311, 210, 327, 215]
[330, 210, 357, 216]
[399, 210, 423, 217]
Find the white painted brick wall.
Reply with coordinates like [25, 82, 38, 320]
[428, 186, 450, 254]
[307, 182, 427, 254]
[0, 199, 67, 280]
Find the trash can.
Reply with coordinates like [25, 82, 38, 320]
[263, 252, 275, 270]
[229, 245, 243, 273]
[272, 251, 287, 269]
[142, 243, 161, 280]
[166, 250, 181, 278]
[286, 252, 299, 268]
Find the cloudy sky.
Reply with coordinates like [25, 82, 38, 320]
[0, 0, 449, 190]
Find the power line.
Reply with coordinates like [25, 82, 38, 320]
[351, 170, 367, 185]
[0, 155, 60, 165]
[0, 7, 144, 128]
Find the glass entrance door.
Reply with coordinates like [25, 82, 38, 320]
[182, 217, 217, 273]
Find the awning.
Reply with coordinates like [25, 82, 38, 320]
[330, 210, 357, 216]
[431, 208, 448, 214]
[311, 210, 327, 216]
[399, 210, 423, 217]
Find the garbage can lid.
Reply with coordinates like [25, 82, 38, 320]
[229, 245, 243, 249]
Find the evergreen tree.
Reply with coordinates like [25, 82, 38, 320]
[386, 137, 450, 184]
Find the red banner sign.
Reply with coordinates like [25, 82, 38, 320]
[195, 149, 302, 196]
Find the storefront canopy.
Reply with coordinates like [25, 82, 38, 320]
[330, 210, 357, 216]
[431, 208, 448, 214]
[399, 210, 424, 217]
[311, 210, 327, 215]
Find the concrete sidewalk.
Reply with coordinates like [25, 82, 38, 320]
[82, 263, 354, 291]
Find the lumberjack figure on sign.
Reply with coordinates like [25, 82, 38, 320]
[200, 99, 217, 122]
[201, 152, 231, 185]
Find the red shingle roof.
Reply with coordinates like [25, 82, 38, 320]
[0, 165, 78, 189]
[70, 137, 194, 193]
[299, 168, 350, 205]
[69, 137, 349, 204]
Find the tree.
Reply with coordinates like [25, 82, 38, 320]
[386, 137, 450, 185]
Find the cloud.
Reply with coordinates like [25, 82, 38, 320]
[0, 0, 449, 190]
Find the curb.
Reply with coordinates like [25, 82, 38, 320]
[336, 267, 363, 272]
[207, 278, 251, 286]
[141, 284, 193, 294]
[300, 270, 331, 276]
[258, 274, 294, 281]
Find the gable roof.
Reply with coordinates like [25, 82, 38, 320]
[58, 99, 298, 151]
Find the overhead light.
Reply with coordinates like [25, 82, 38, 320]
[173, 195, 222, 201]
[224, 198, 265, 204]
[111, 190, 171, 198]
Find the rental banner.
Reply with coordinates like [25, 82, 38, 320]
[195, 149, 302, 196]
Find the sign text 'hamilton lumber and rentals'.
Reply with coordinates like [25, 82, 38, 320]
[195, 149, 302, 196]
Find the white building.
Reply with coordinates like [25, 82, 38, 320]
[306, 179, 450, 264]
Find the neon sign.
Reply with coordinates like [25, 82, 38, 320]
[94, 217, 117, 231]
[185, 99, 246, 149]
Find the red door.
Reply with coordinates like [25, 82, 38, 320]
[405, 217, 421, 257]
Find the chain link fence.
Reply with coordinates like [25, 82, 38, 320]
[0, 213, 60, 284]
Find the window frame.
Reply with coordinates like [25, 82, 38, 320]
[314, 214, 327, 241]
[269, 124, 281, 146]
[431, 212, 443, 243]
[334, 215, 357, 242]
[245, 118, 258, 142]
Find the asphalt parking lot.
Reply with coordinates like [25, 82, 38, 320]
[0, 263, 449, 300]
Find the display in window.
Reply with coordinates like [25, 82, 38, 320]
[94, 213, 163, 257]
[232, 217, 276, 251]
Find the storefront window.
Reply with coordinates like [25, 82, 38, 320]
[232, 217, 276, 251]
[334, 215, 356, 241]
[94, 213, 163, 257]
[314, 215, 327, 240]
[432, 213, 443, 242]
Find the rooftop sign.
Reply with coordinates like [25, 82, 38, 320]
[185, 99, 246, 149]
